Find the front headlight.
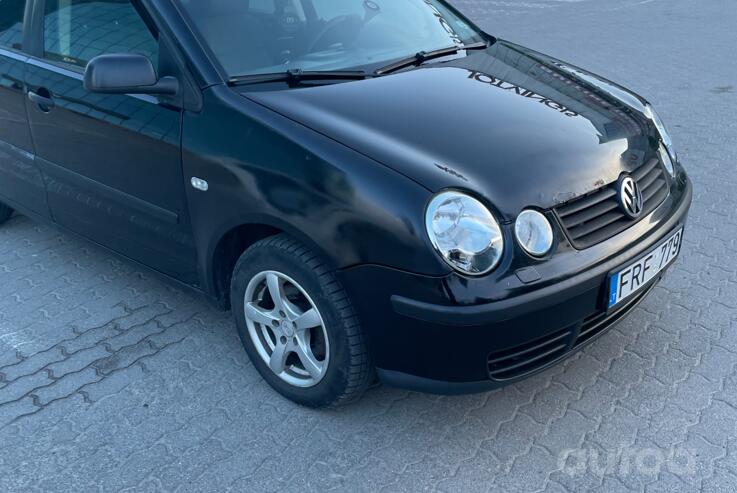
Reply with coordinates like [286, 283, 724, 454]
[658, 143, 676, 177]
[645, 104, 677, 162]
[425, 191, 504, 276]
[515, 210, 554, 257]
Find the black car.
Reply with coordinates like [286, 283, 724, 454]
[0, 0, 691, 407]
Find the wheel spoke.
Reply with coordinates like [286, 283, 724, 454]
[246, 270, 330, 386]
[295, 335, 324, 380]
[282, 297, 303, 321]
[245, 302, 278, 327]
[266, 273, 287, 312]
[269, 341, 289, 374]
[293, 308, 321, 331]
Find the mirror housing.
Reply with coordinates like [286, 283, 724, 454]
[84, 54, 179, 96]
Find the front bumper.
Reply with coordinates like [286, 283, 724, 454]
[338, 176, 692, 395]
[380, 280, 658, 394]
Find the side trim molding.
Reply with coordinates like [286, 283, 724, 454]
[37, 157, 180, 225]
[0, 47, 27, 62]
[0, 139, 35, 162]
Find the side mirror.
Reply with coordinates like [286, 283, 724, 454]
[84, 53, 179, 96]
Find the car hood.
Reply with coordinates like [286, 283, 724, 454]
[243, 40, 658, 220]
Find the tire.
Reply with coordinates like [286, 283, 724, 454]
[230, 234, 373, 407]
[0, 203, 13, 225]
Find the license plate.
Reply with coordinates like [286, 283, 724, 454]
[608, 228, 683, 309]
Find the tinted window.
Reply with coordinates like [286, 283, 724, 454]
[175, 0, 484, 77]
[43, 0, 158, 68]
[249, 0, 276, 14]
[0, 0, 25, 49]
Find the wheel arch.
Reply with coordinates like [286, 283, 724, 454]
[205, 217, 338, 310]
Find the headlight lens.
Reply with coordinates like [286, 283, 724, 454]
[515, 210, 554, 257]
[425, 191, 504, 275]
[658, 143, 676, 177]
[645, 104, 677, 162]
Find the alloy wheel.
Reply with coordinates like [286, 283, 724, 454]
[243, 271, 330, 387]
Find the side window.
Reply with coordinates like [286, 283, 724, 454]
[0, 0, 26, 50]
[311, 0, 361, 20]
[249, 0, 276, 14]
[43, 0, 158, 69]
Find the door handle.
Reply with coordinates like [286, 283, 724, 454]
[28, 89, 55, 112]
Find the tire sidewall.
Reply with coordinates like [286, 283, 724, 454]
[231, 244, 355, 407]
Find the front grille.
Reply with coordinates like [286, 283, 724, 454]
[555, 158, 670, 249]
[486, 280, 658, 382]
[487, 328, 573, 381]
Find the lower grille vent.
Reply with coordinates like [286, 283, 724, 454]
[487, 328, 573, 381]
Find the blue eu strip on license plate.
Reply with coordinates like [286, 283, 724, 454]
[608, 228, 683, 309]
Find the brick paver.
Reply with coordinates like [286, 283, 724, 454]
[1, 0, 736, 491]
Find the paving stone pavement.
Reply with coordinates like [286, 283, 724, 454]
[1, 0, 736, 491]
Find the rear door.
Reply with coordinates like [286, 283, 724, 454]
[0, 0, 49, 217]
[24, 0, 198, 283]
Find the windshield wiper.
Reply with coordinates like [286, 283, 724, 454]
[374, 41, 489, 76]
[228, 69, 369, 87]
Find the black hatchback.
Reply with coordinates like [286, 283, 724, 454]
[0, 0, 691, 407]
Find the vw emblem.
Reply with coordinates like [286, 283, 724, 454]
[618, 175, 643, 219]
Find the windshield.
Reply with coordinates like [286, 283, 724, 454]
[175, 0, 486, 77]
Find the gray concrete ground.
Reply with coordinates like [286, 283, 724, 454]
[1, 0, 736, 491]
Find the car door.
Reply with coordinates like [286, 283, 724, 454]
[24, 0, 198, 283]
[0, 0, 50, 218]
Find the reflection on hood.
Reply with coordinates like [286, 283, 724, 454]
[245, 40, 660, 219]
